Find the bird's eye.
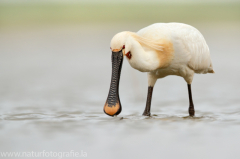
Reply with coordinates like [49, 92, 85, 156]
[126, 51, 132, 59]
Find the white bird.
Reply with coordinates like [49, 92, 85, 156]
[104, 23, 214, 117]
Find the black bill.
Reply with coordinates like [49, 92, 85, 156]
[104, 50, 123, 116]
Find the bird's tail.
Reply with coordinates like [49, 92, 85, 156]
[208, 70, 215, 73]
[208, 63, 215, 73]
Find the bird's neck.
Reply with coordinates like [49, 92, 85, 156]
[129, 39, 160, 72]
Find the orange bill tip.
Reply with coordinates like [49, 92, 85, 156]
[104, 102, 121, 116]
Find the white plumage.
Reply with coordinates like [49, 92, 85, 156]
[105, 22, 214, 117]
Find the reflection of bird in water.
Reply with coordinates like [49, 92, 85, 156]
[104, 23, 214, 117]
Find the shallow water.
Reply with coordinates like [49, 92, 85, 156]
[0, 23, 240, 159]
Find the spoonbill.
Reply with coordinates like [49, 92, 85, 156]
[104, 23, 214, 117]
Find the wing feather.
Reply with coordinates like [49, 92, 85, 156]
[179, 25, 213, 73]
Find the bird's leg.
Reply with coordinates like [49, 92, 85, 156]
[142, 86, 153, 116]
[187, 84, 195, 116]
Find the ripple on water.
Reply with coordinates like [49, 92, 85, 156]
[3, 113, 48, 121]
[0, 110, 238, 125]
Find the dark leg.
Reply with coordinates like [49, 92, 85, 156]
[142, 86, 153, 116]
[187, 84, 195, 116]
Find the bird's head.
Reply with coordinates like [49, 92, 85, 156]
[110, 31, 133, 58]
[103, 32, 132, 116]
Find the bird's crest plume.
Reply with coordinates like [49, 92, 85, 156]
[130, 33, 164, 52]
[111, 31, 164, 52]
